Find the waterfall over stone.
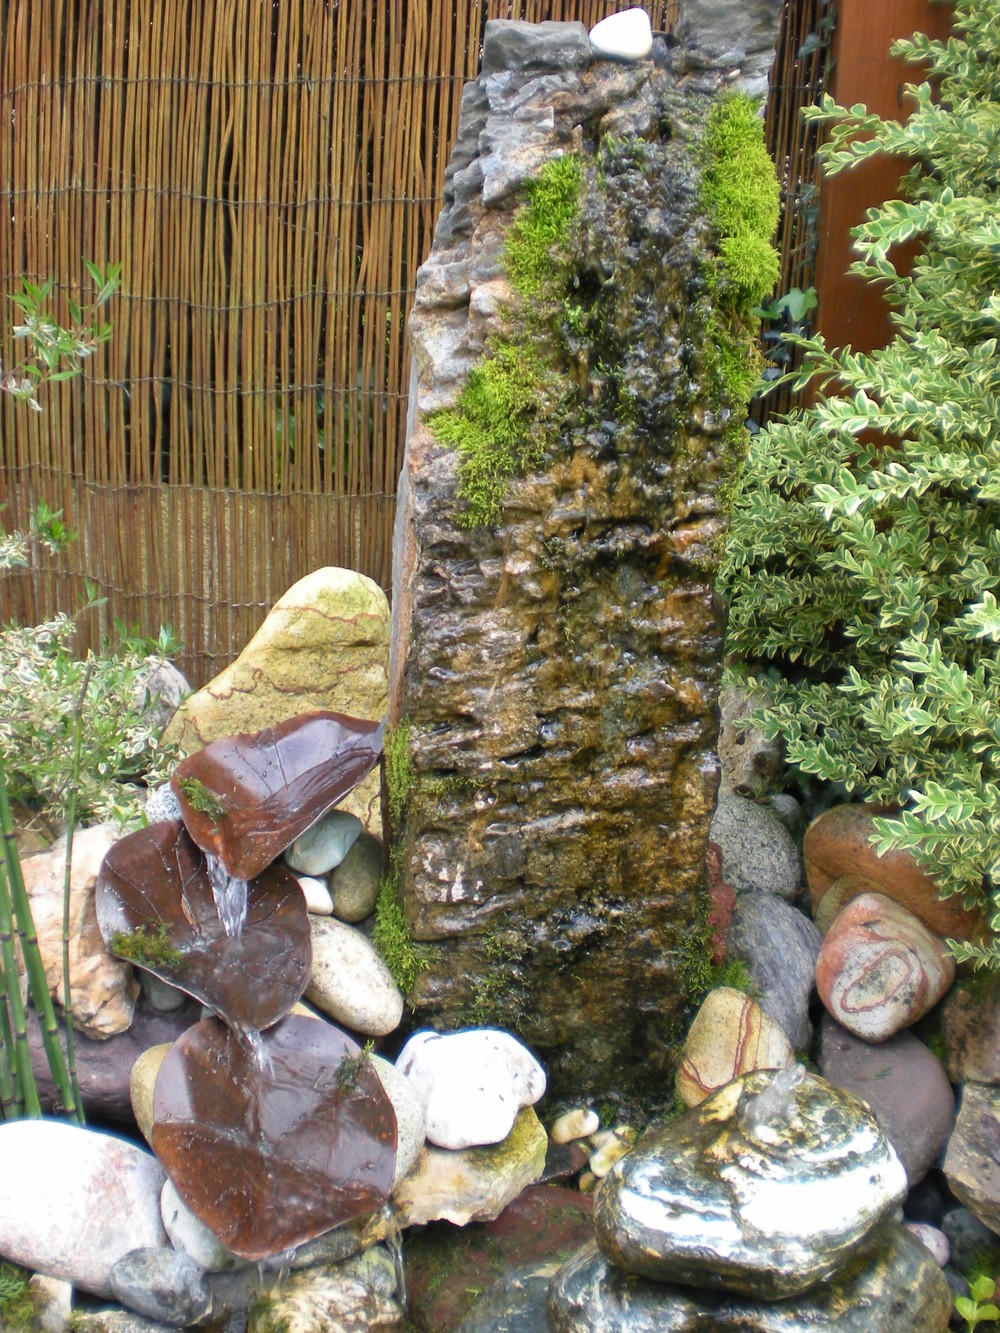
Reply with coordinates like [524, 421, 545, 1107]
[389, 3, 782, 1104]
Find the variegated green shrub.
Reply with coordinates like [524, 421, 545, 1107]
[721, 0, 1000, 966]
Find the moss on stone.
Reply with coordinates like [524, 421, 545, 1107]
[428, 154, 583, 528]
[429, 340, 555, 529]
[383, 719, 415, 826]
[505, 152, 583, 304]
[0, 1262, 37, 1332]
[109, 921, 182, 967]
[372, 871, 429, 998]
[701, 93, 780, 317]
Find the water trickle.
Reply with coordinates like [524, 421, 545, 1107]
[206, 851, 249, 938]
[238, 1024, 274, 1078]
[380, 1203, 408, 1311]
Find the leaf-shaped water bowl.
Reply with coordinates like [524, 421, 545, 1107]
[151, 1015, 397, 1259]
[171, 710, 385, 882]
[96, 821, 311, 1032]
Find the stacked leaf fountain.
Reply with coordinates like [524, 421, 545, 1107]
[96, 710, 396, 1260]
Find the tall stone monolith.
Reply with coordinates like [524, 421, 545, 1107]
[389, 6, 781, 1105]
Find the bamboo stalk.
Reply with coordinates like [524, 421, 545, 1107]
[0, 753, 78, 1120]
[0, 855, 39, 1118]
[58, 662, 92, 1126]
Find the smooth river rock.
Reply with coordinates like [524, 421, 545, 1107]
[162, 566, 389, 834]
[675, 986, 793, 1108]
[727, 892, 821, 1050]
[396, 1027, 546, 1149]
[0, 1120, 166, 1298]
[304, 915, 404, 1035]
[548, 1226, 952, 1332]
[943, 1082, 1000, 1235]
[815, 891, 955, 1041]
[19, 824, 137, 1038]
[594, 1067, 907, 1299]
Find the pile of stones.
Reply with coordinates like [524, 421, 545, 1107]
[548, 1066, 953, 1331]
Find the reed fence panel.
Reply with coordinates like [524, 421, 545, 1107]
[0, 1, 832, 689]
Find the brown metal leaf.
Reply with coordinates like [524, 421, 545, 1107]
[170, 710, 385, 881]
[151, 1016, 397, 1259]
[96, 820, 311, 1032]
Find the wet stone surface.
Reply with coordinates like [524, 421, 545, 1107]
[392, 42, 731, 1105]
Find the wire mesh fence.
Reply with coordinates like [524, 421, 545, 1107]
[0, 0, 821, 688]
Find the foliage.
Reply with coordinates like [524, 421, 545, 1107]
[721, 0, 1000, 965]
[957, 1274, 1000, 1331]
[1, 261, 121, 410]
[428, 153, 582, 528]
[0, 608, 179, 832]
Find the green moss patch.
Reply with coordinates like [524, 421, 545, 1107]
[428, 153, 583, 528]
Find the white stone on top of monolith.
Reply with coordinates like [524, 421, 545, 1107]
[589, 9, 653, 62]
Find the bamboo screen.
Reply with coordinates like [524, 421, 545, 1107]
[0, 0, 829, 690]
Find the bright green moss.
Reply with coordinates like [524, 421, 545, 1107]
[701, 93, 781, 315]
[372, 870, 430, 997]
[429, 339, 554, 529]
[429, 153, 583, 528]
[109, 922, 182, 967]
[505, 152, 583, 304]
[383, 719, 415, 826]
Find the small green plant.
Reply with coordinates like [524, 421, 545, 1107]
[2, 261, 121, 410]
[175, 775, 229, 823]
[957, 1274, 1000, 1331]
[109, 922, 182, 967]
[0, 1260, 36, 1330]
[383, 719, 416, 826]
[722, 0, 1000, 966]
[335, 1038, 375, 1093]
[505, 152, 583, 304]
[372, 869, 430, 997]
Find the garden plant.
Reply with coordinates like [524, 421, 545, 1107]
[722, 0, 1000, 968]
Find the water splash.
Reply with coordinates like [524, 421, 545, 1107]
[380, 1203, 407, 1311]
[741, 1063, 806, 1135]
[205, 851, 249, 938]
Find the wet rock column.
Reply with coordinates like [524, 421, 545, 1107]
[389, 14, 775, 1105]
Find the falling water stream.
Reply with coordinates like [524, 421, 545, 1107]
[205, 850, 249, 939]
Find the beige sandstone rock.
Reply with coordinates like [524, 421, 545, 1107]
[676, 986, 794, 1109]
[162, 567, 389, 834]
[19, 825, 137, 1039]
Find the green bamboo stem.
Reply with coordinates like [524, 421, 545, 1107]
[0, 754, 77, 1119]
[0, 932, 19, 1118]
[0, 859, 39, 1117]
[60, 661, 92, 1125]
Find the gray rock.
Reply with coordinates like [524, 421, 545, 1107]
[110, 1247, 211, 1327]
[673, 0, 783, 89]
[248, 1254, 402, 1331]
[28, 996, 202, 1123]
[727, 893, 820, 1050]
[457, 1260, 558, 1332]
[70, 1316, 175, 1333]
[944, 1083, 1000, 1235]
[709, 790, 803, 899]
[594, 1068, 907, 1299]
[284, 808, 362, 876]
[329, 831, 383, 922]
[820, 1015, 955, 1185]
[547, 1227, 952, 1332]
[143, 782, 183, 825]
[481, 20, 591, 74]
[941, 1206, 1000, 1277]
[717, 682, 784, 796]
[139, 972, 188, 1012]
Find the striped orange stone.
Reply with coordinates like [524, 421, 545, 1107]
[676, 987, 793, 1109]
[804, 804, 984, 943]
[816, 892, 955, 1043]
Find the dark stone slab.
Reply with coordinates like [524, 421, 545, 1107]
[482, 20, 591, 74]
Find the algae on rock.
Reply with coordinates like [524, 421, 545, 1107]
[390, 23, 777, 1106]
